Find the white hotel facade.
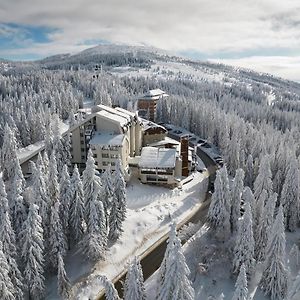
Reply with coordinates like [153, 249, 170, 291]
[70, 104, 196, 186]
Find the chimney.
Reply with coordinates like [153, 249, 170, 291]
[181, 137, 189, 177]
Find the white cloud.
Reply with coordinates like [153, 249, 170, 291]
[212, 56, 300, 82]
[0, 0, 300, 80]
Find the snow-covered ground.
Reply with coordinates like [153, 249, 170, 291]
[146, 225, 300, 300]
[110, 60, 232, 85]
[45, 170, 208, 299]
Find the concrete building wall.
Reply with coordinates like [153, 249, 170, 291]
[139, 168, 176, 185]
[143, 133, 167, 146]
[96, 117, 121, 134]
[91, 137, 130, 176]
[135, 121, 143, 155]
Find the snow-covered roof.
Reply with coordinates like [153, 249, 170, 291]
[140, 89, 169, 100]
[96, 110, 129, 128]
[96, 105, 131, 122]
[139, 147, 176, 169]
[89, 133, 125, 146]
[146, 89, 167, 97]
[141, 119, 167, 132]
[148, 137, 180, 147]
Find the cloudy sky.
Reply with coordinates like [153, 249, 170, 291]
[1, 0, 300, 81]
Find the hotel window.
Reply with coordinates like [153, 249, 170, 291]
[93, 154, 97, 158]
[103, 161, 109, 166]
[80, 141, 84, 145]
[102, 153, 109, 158]
[110, 154, 119, 159]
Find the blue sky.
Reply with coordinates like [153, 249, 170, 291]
[0, 0, 300, 81]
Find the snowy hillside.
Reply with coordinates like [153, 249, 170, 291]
[1, 44, 300, 300]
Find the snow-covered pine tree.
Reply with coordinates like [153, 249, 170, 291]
[45, 120, 54, 156]
[36, 153, 45, 175]
[61, 133, 72, 169]
[43, 151, 50, 177]
[80, 184, 107, 261]
[207, 166, 231, 241]
[59, 165, 72, 247]
[157, 223, 177, 294]
[48, 200, 67, 270]
[48, 151, 60, 207]
[241, 187, 256, 230]
[289, 244, 300, 266]
[20, 203, 45, 300]
[244, 154, 254, 190]
[156, 222, 195, 300]
[96, 275, 121, 300]
[230, 168, 244, 232]
[102, 166, 114, 226]
[11, 157, 26, 189]
[232, 203, 255, 276]
[260, 205, 288, 300]
[255, 192, 276, 262]
[0, 177, 24, 299]
[280, 156, 300, 232]
[82, 149, 101, 222]
[69, 165, 85, 243]
[253, 155, 273, 200]
[57, 253, 71, 299]
[287, 270, 300, 300]
[9, 166, 27, 242]
[0, 241, 15, 300]
[1, 123, 18, 180]
[232, 264, 248, 300]
[108, 159, 127, 241]
[226, 131, 241, 176]
[32, 160, 49, 231]
[255, 189, 268, 235]
[124, 256, 146, 300]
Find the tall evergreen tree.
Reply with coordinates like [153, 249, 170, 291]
[254, 155, 273, 200]
[280, 156, 300, 232]
[9, 168, 27, 243]
[82, 149, 101, 222]
[157, 223, 194, 300]
[20, 203, 45, 300]
[96, 275, 121, 300]
[57, 253, 71, 299]
[255, 192, 276, 262]
[80, 184, 107, 261]
[101, 166, 114, 222]
[1, 124, 18, 180]
[0, 177, 24, 299]
[232, 264, 248, 300]
[230, 169, 244, 232]
[244, 154, 254, 189]
[232, 203, 255, 276]
[242, 187, 256, 229]
[207, 167, 231, 241]
[124, 257, 146, 300]
[48, 200, 67, 270]
[287, 270, 300, 300]
[260, 205, 288, 300]
[0, 242, 15, 300]
[59, 165, 72, 247]
[69, 165, 85, 243]
[109, 159, 127, 241]
[32, 161, 49, 231]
